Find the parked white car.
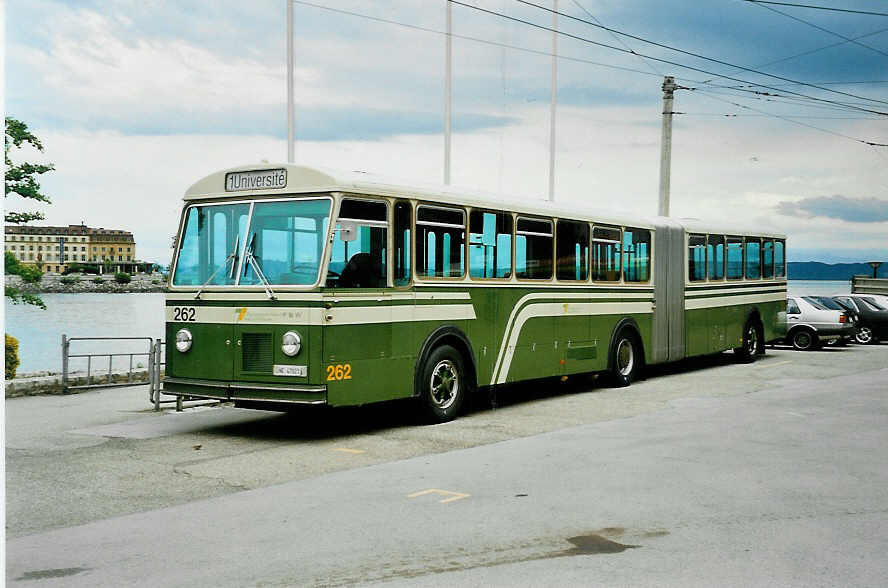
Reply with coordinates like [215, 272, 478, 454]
[785, 296, 855, 350]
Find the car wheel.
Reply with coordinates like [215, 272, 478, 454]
[855, 326, 876, 345]
[418, 345, 467, 423]
[790, 328, 817, 351]
[734, 319, 762, 363]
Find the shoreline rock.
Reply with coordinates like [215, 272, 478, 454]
[5, 273, 168, 294]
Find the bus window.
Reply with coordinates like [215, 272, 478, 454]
[745, 237, 761, 279]
[623, 227, 651, 282]
[324, 199, 387, 288]
[241, 199, 332, 286]
[775, 239, 785, 278]
[556, 220, 589, 281]
[762, 240, 774, 278]
[416, 205, 465, 278]
[173, 202, 250, 286]
[726, 237, 743, 280]
[688, 234, 706, 282]
[393, 201, 411, 286]
[707, 234, 725, 280]
[591, 226, 621, 281]
[469, 210, 512, 279]
[516, 217, 553, 280]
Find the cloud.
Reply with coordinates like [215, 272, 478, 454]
[776, 195, 888, 223]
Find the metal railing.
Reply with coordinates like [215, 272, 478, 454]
[62, 335, 154, 391]
[62, 334, 215, 412]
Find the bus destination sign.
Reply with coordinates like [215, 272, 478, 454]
[225, 169, 287, 192]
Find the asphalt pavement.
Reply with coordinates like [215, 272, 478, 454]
[6, 343, 888, 586]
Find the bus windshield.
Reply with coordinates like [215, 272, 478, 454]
[173, 198, 332, 287]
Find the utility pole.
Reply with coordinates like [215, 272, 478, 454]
[444, 0, 452, 185]
[547, 0, 558, 202]
[658, 75, 677, 217]
[287, 0, 295, 164]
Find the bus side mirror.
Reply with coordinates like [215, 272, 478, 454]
[337, 221, 358, 242]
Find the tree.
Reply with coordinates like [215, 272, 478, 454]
[5, 117, 54, 224]
[5, 117, 54, 309]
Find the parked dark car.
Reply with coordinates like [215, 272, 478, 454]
[804, 296, 858, 345]
[833, 295, 888, 344]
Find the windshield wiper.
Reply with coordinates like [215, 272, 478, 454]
[194, 234, 239, 300]
[243, 232, 276, 300]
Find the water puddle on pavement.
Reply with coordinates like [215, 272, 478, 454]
[15, 567, 89, 581]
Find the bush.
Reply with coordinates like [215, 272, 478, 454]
[5, 252, 43, 283]
[6, 334, 20, 380]
[114, 272, 131, 284]
[92, 277, 105, 284]
[60, 275, 80, 285]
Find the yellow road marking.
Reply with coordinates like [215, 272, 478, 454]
[407, 488, 471, 504]
[333, 448, 365, 454]
[760, 360, 792, 369]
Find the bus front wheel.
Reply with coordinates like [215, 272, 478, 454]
[418, 345, 466, 423]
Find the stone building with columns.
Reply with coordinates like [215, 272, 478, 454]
[4, 223, 137, 273]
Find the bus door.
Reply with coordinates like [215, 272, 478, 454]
[323, 198, 396, 404]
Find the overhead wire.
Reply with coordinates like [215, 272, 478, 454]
[507, 0, 888, 108]
[741, 1, 888, 18]
[748, 2, 888, 59]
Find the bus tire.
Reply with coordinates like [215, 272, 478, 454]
[418, 345, 466, 423]
[607, 328, 641, 387]
[734, 319, 762, 363]
[790, 327, 818, 351]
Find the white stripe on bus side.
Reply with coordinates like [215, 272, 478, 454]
[490, 291, 654, 386]
[684, 291, 786, 310]
[166, 303, 477, 326]
[491, 298, 654, 385]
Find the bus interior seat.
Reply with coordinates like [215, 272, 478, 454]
[337, 252, 380, 288]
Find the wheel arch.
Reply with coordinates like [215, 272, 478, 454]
[413, 325, 478, 398]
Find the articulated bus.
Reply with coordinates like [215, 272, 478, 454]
[163, 164, 787, 422]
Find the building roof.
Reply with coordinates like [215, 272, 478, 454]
[5, 224, 134, 241]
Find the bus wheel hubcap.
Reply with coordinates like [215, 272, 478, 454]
[746, 326, 758, 354]
[430, 360, 459, 410]
[617, 339, 634, 376]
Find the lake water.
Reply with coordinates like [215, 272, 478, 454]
[4, 280, 851, 375]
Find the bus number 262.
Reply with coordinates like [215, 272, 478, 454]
[326, 364, 352, 381]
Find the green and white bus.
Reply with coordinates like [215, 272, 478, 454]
[163, 164, 787, 422]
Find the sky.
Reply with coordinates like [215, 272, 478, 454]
[4, 0, 888, 265]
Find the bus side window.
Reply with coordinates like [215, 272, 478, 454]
[329, 198, 388, 288]
[591, 226, 621, 282]
[726, 237, 743, 280]
[516, 217, 553, 280]
[623, 227, 651, 282]
[745, 237, 761, 279]
[762, 240, 775, 279]
[469, 210, 512, 279]
[556, 220, 589, 281]
[688, 234, 706, 282]
[775, 240, 785, 278]
[394, 201, 411, 286]
[708, 234, 725, 280]
[415, 205, 465, 279]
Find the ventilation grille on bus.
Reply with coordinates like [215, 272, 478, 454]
[242, 333, 273, 372]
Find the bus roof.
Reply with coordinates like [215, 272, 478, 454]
[184, 163, 785, 239]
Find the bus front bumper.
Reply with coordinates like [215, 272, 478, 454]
[162, 377, 328, 405]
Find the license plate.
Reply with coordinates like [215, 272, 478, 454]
[273, 365, 307, 377]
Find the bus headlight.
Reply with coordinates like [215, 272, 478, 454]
[282, 331, 301, 356]
[175, 328, 193, 353]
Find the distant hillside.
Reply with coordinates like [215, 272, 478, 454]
[787, 262, 887, 281]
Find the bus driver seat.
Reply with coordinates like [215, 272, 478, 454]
[337, 252, 377, 288]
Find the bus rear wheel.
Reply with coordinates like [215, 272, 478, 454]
[734, 319, 763, 363]
[607, 329, 641, 387]
[418, 345, 467, 423]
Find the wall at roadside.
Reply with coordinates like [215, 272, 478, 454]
[5, 273, 168, 293]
